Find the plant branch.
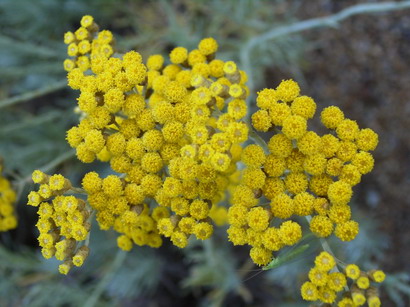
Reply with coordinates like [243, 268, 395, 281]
[0, 35, 62, 58]
[0, 111, 61, 135]
[84, 249, 128, 307]
[305, 215, 349, 291]
[240, 1, 410, 92]
[14, 149, 76, 204]
[18, 149, 76, 186]
[0, 80, 67, 109]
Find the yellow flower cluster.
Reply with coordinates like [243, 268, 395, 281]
[28, 170, 91, 275]
[227, 189, 302, 265]
[82, 172, 164, 250]
[234, 80, 378, 258]
[63, 15, 112, 72]
[27, 16, 385, 290]
[301, 251, 385, 306]
[0, 160, 17, 231]
[61, 16, 254, 251]
[227, 79, 378, 265]
[228, 80, 377, 265]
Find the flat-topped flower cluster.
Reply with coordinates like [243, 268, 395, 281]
[227, 78, 377, 266]
[24, 15, 384, 305]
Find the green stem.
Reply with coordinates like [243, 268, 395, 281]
[0, 35, 62, 58]
[305, 215, 349, 291]
[18, 149, 76, 187]
[248, 124, 269, 153]
[204, 238, 217, 268]
[0, 111, 62, 135]
[84, 211, 95, 247]
[15, 150, 76, 205]
[0, 62, 62, 78]
[37, 149, 76, 177]
[304, 216, 334, 258]
[69, 187, 87, 195]
[240, 1, 410, 92]
[83, 249, 128, 307]
[0, 80, 67, 109]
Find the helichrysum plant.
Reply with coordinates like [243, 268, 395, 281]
[301, 251, 385, 306]
[0, 158, 17, 231]
[24, 15, 385, 305]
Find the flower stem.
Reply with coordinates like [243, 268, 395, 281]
[241, 1, 410, 92]
[84, 249, 127, 307]
[0, 80, 67, 109]
[305, 215, 349, 291]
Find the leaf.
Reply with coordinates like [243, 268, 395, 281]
[263, 244, 310, 271]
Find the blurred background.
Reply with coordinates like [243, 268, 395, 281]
[0, 0, 409, 306]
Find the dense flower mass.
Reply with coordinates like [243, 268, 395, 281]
[23, 15, 385, 305]
[301, 251, 385, 306]
[0, 160, 17, 231]
[28, 170, 90, 274]
[62, 15, 253, 251]
[228, 79, 377, 266]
